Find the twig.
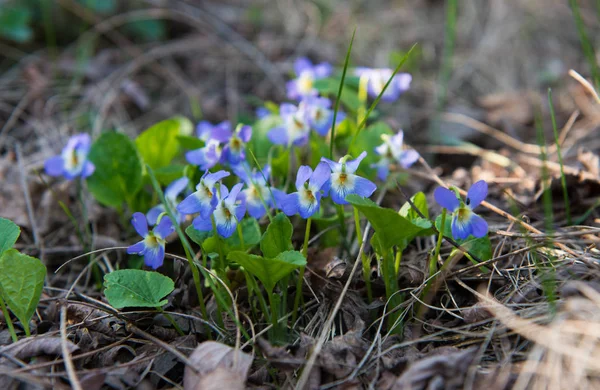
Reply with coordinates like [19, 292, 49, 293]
[569, 69, 600, 105]
[15, 143, 43, 257]
[60, 304, 82, 390]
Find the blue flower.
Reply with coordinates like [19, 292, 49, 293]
[303, 96, 346, 137]
[191, 183, 246, 238]
[44, 134, 95, 180]
[185, 121, 232, 170]
[147, 177, 190, 226]
[372, 130, 419, 180]
[256, 107, 271, 119]
[281, 162, 331, 219]
[355, 68, 411, 102]
[127, 212, 175, 269]
[434, 180, 489, 240]
[177, 170, 230, 220]
[267, 102, 311, 147]
[234, 164, 286, 219]
[321, 152, 377, 205]
[286, 57, 332, 100]
[222, 125, 252, 166]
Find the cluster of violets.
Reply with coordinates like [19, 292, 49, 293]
[44, 57, 488, 270]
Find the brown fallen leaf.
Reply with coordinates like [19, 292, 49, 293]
[183, 341, 253, 390]
[392, 347, 478, 390]
[0, 336, 79, 361]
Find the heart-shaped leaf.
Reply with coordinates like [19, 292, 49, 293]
[136, 117, 192, 170]
[0, 249, 46, 332]
[260, 213, 293, 258]
[87, 132, 143, 208]
[103, 269, 174, 309]
[0, 217, 20, 256]
[347, 194, 431, 252]
[228, 250, 306, 293]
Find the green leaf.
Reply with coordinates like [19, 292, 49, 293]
[76, 0, 117, 13]
[261, 213, 293, 258]
[186, 218, 262, 254]
[347, 194, 430, 252]
[314, 78, 361, 112]
[399, 192, 429, 219]
[103, 269, 174, 309]
[0, 249, 46, 329]
[126, 20, 166, 41]
[348, 121, 393, 176]
[136, 117, 193, 170]
[177, 135, 205, 150]
[0, 218, 20, 255]
[87, 132, 143, 208]
[154, 164, 186, 186]
[228, 250, 306, 293]
[0, 6, 33, 43]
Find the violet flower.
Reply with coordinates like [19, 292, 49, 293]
[434, 180, 489, 240]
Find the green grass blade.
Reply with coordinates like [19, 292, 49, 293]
[330, 28, 356, 159]
[349, 44, 417, 151]
[547, 89, 571, 225]
[569, 0, 600, 88]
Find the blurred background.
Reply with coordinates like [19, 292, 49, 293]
[0, 0, 598, 163]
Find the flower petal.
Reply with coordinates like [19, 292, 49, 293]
[153, 216, 174, 240]
[434, 187, 460, 211]
[203, 170, 230, 188]
[177, 191, 211, 217]
[127, 240, 146, 255]
[314, 62, 332, 78]
[238, 125, 252, 142]
[451, 215, 471, 240]
[345, 151, 367, 173]
[267, 126, 289, 145]
[295, 165, 313, 189]
[294, 57, 313, 75]
[246, 199, 266, 219]
[399, 149, 419, 168]
[467, 180, 488, 209]
[281, 193, 300, 216]
[309, 162, 331, 191]
[298, 191, 321, 219]
[165, 177, 189, 200]
[226, 183, 244, 205]
[321, 157, 342, 173]
[144, 245, 165, 270]
[146, 204, 166, 226]
[192, 215, 213, 231]
[469, 214, 488, 238]
[44, 156, 64, 177]
[353, 176, 377, 198]
[131, 212, 149, 237]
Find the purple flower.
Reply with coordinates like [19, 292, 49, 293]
[222, 125, 252, 166]
[303, 96, 346, 137]
[127, 212, 174, 269]
[286, 57, 332, 100]
[355, 68, 411, 102]
[177, 170, 230, 220]
[434, 180, 489, 240]
[185, 121, 232, 170]
[191, 183, 246, 238]
[321, 152, 377, 205]
[372, 131, 419, 180]
[147, 177, 189, 226]
[256, 107, 271, 119]
[44, 134, 95, 180]
[281, 162, 331, 219]
[267, 102, 311, 147]
[234, 164, 286, 219]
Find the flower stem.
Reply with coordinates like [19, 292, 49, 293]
[237, 223, 246, 252]
[211, 215, 226, 277]
[431, 209, 446, 277]
[157, 307, 185, 336]
[354, 207, 372, 302]
[0, 294, 17, 342]
[292, 217, 312, 324]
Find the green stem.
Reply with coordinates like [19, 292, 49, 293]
[548, 89, 571, 225]
[157, 307, 185, 336]
[431, 209, 446, 277]
[0, 294, 17, 342]
[267, 291, 279, 340]
[237, 223, 246, 252]
[354, 208, 372, 302]
[292, 218, 312, 324]
[211, 216, 227, 278]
